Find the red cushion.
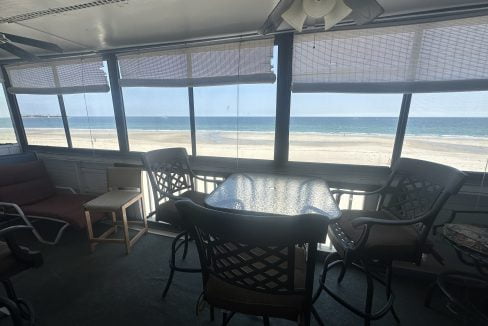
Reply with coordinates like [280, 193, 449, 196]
[21, 193, 105, 229]
[0, 160, 56, 205]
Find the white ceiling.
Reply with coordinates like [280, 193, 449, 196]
[0, 0, 487, 59]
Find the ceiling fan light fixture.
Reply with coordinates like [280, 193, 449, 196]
[302, 0, 336, 18]
[281, 0, 308, 32]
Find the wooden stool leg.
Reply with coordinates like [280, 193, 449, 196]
[111, 212, 117, 233]
[85, 210, 95, 252]
[121, 207, 131, 254]
[139, 197, 148, 233]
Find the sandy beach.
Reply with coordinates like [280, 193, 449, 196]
[4, 128, 487, 172]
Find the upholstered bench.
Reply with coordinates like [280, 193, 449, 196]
[0, 157, 104, 244]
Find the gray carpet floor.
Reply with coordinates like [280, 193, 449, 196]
[1, 222, 461, 326]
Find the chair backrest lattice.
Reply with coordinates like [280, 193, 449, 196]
[175, 200, 328, 296]
[142, 148, 194, 203]
[203, 235, 295, 293]
[379, 158, 466, 237]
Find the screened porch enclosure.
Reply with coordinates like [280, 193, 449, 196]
[1, 9, 487, 250]
[1, 13, 487, 174]
[1, 1, 488, 325]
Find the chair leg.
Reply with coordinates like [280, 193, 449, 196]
[210, 305, 215, 321]
[222, 311, 235, 326]
[2, 280, 34, 325]
[300, 309, 311, 326]
[161, 231, 201, 299]
[182, 232, 189, 260]
[313, 251, 341, 303]
[111, 212, 117, 233]
[263, 315, 270, 325]
[363, 261, 374, 326]
[385, 264, 400, 323]
[424, 281, 438, 308]
[161, 267, 175, 299]
[121, 208, 131, 255]
[0, 296, 23, 326]
[161, 235, 178, 299]
[337, 253, 351, 284]
[311, 306, 324, 326]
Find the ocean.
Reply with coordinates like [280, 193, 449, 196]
[1, 117, 487, 137]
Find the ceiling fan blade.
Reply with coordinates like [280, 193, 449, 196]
[344, 0, 384, 25]
[0, 42, 39, 61]
[1, 33, 63, 53]
[324, 0, 352, 30]
[282, 0, 308, 32]
[258, 0, 295, 34]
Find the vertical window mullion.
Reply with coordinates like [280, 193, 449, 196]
[391, 93, 412, 166]
[0, 66, 28, 150]
[106, 53, 130, 152]
[274, 33, 293, 165]
[188, 87, 197, 157]
[57, 94, 73, 148]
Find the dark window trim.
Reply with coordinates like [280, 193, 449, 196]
[188, 87, 197, 156]
[0, 66, 27, 150]
[2, 32, 485, 178]
[274, 33, 293, 165]
[106, 53, 130, 152]
[57, 94, 73, 148]
[391, 94, 412, 166]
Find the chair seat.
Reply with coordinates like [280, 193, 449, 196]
[329, 210, 420, 262]
[0, 242, 29, 280]
[204, 247, 307, 321]
[21, 193, 105, 229]
[84, 190, 141, 211]
[156, 190, 207, 226]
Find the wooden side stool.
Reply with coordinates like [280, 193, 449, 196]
[84, 167, 148, 254]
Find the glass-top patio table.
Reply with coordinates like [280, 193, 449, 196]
[205, 173, 341, 220]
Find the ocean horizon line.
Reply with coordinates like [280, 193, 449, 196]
[2, 116, 487, 137]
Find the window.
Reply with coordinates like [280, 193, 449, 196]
[118, 39, 276, 158]
[289, 93, 403, 166]
[193, 83, 276, 159]
[63, 92, 119, 150]
[123, 87, 191, 153]
[193, 46, 277, 160]
[402, 91, 488, 172]
[16, 94, 67, 147]
[0, 84, 17, 144]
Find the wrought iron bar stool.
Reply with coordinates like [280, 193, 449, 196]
[425, 223, 488, 325]
[1, 225, 43, 326]
[142, 148, 207, 298]
[175, 199, 328, 326]
[313, 158, 466, 326]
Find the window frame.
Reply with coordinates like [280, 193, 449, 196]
[0, 33, 483, 175]
[0, 80, 19, 145]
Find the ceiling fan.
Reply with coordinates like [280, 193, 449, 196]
[260, 0, 384, 34]
[0, 32, 63, 61]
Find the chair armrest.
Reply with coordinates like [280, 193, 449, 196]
[55, 186, 77, 194]
[331, 186, 385, 197]
[0, 202, 28, 219]
[351, 216, 421, 228]
[155, 189, 184, 202]
[0, 225, 43, 267]
[0, 225, 33, 238]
